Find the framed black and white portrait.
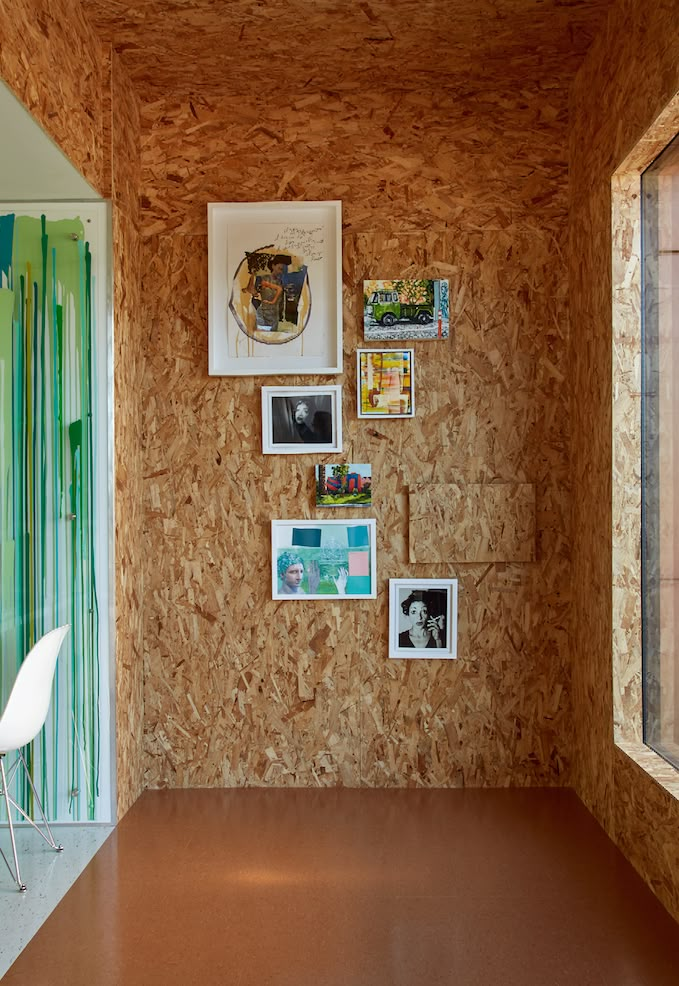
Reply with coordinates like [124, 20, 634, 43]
[262, 385, 342, 454]
[389, 579, 458, 659]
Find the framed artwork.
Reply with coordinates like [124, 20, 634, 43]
[272, 519, 377, 599]
[315, 464, 372, 507]
[262, 385, 342, 454]
[363, 279, 450, 340]
[208, 200, 343, 376]
[389, 579, 458, 659]
[357, 349, 415, 418]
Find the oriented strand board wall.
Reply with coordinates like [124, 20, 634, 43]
[0, 0, 107, 195]
[0, 1, 146, 820]
[569, 0, 679, 922]
[109, 52, 146, 819]
[140, 78, 572, 790]
[409, 484, 536, 564]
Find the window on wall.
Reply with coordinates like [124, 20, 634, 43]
[642, 132, 679, 770]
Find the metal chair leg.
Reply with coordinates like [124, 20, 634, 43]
[15, 749, 63, 852]
[0, 755, 26, 892]
[0, 750, 64, 891]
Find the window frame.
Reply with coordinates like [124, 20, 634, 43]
[640, 134, 679, 769]
[611, 93, 679, 798]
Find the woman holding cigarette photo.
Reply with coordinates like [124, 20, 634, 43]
[398, 591, 445, 649]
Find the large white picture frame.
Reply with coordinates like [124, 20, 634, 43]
[208, 200, 343, 376]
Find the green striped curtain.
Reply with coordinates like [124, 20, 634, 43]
[0, 208, 105, 822]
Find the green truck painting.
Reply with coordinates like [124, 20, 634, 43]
[366, 289, 434, 326]
[363, 279, 449, 340]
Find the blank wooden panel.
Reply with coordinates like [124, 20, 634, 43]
[409, 484, 536, 563]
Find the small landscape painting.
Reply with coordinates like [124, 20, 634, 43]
[315, 464, 372, 507]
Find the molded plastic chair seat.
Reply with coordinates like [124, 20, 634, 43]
[0, 625, 70, 891]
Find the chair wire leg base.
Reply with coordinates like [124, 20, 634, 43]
[0, 756, 25, 891]
[0, 625, 70, 892]
[16, 750, 63, 851]
[0, 751, 64, 891]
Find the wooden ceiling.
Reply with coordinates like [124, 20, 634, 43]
[80, 0, 617, 95]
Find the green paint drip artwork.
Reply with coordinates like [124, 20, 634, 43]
[0, 211, 103, 822]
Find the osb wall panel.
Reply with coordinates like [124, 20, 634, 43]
[615, 745, 679, 922]
[0, 0, 108, 195]
[110, 52, 145, 819]
[611, 170, 643, 743]
[139, 83, 572, 239]
[80, 0, 613, 96]
[140, 71, 572, 792]
[110, 52, 142, 231]
[569, 0, 679, 921]
[409, 484, 536, 563]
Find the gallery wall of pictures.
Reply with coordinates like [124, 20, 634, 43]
[141, 92, 567, 795]
[208, 200, 458, 657]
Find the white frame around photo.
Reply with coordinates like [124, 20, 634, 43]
[272, 519, 377, 600]
[389, 579, 458, 659]
[262, 385, 342, 454]
[356, 348, 415, 418]
[208, 200, 343, 376]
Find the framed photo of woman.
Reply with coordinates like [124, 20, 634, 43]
[262, 385, 342, 454]
[388, 579, 458, 659]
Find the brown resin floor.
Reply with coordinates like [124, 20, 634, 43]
[5, 787, 679, 985]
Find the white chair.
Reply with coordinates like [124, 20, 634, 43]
[0, 624, 70, 891]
